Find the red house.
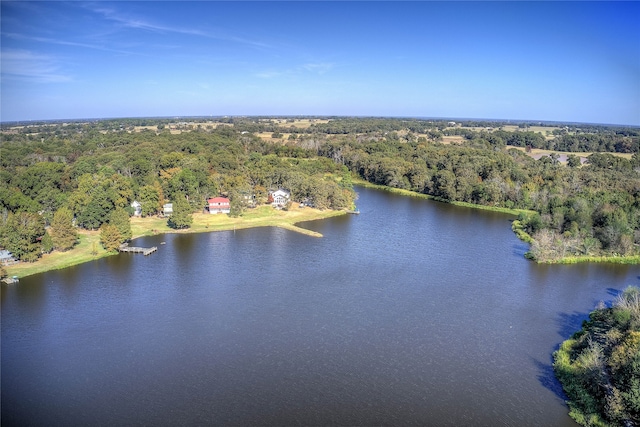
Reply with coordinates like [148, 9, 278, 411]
[207, 197, 230, 214]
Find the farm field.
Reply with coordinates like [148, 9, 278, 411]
[511, 146, 633, 163]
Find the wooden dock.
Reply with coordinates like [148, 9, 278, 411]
[119, 245, 157, 255]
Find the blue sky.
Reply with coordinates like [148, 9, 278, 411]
[2, 1, 639, 125]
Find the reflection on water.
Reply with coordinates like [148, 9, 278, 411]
[2, 187, 637, 426]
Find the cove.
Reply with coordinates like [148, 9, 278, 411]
[2, 186, 638, 426]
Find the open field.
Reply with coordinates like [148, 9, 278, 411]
[440, 135, 465, 144]
[133, 121, 227, 133]
[130, 204, 343, 238]
[266, 118, 330, 129]
[448, 124, 561, 134]
[446, 124, 561, 140]
[511, 146, 633, 163]
[499, 125, 561, 134]
[256, 132, 285, 141]
[4, 204, 345, 279]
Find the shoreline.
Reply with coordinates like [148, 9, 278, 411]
[354, 179, 639, 265]
[353, 179, 532, 216]
[5, 185, 638, 279]
[4, 205, 345, 279]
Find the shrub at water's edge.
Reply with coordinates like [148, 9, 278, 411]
[553, 286, 640, 427]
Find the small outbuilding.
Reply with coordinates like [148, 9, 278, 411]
[163, 203, 173, 216]
[131, 200, 142, 217]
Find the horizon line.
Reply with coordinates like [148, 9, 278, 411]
[1, 115, 639, 128]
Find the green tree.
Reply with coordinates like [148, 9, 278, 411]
[228, 192, 245, 218]
[0, 212, 45, 262]
[167, 193, 192, 229]
[99, 224, 122, 252]
[138, 184, 160, 217]
[109, 207, 132, 242]
[67, 173, 103, 217]
[77, 196, 108, 230]
[13, 162, 68, 212]
[41, 231, 54, 254]
[567, 154, 582, 168]
[168, 168, 199, 201]
[77, 187, 113, 230]
[49, 206, 78, 251]
[433, 170, 457, 200]
[108, 174, 134, 209]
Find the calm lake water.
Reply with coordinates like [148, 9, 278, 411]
[2, 187, 638, 426]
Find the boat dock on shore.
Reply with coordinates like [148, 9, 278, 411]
[2, 276, 19, 285]
[119, 245, 158, 256]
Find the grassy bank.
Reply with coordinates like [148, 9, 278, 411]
[5, 205, 345, 279]
[4, 231, 111, 279]
[541, 255, 640, 265]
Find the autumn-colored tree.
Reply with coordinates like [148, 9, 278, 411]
[99, 224, 122, 252]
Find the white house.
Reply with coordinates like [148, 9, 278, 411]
[0, 250, 17, 265]
[163, 203, 173, 216]
[131, 200, 142, 217]
[269, 189, 290, 208]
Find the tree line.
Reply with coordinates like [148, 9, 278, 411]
[316, 132, 639, 261]
[1, 116, 638, 263]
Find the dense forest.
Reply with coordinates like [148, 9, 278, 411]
[554, 286, 640, 427]
[0, 117, 638, 263]
[306, 120, 638, 262]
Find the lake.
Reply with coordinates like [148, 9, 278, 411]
[2, 186, 638, 426]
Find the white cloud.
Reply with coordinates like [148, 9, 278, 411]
[1, 49, 71, 83]
[88, 5, 272, 49]
[256, 70, 287, 79]
[255, 62, 336, 79]
[302, 62, 334, 74]
[3, 32, 138, 55]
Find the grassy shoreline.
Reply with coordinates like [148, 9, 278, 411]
[539, 255, 640, 265]
[5, 205, 345, 279]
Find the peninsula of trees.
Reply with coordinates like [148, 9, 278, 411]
[1, 116, 638, 267]
[554, 286, 640, 427]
